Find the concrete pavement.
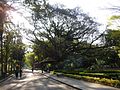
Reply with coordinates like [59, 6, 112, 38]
[43, 72, 120, 90]
[0, 69, 77, 90]
[0, 74, 13, 83]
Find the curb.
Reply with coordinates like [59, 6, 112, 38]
[0, 74, 13, 83]
[43, 73, 82, 90]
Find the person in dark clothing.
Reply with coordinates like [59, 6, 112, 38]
[15, 70, 18, 79]
[32, 67, 34, 73]
[20, 69, 22, 78]
[15, 64, 19, 79]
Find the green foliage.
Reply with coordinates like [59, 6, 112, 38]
[105, 30, 120, 47]
[104, 29, 120, 67]
[54, 70, 120, 80]
[110, 15, 120, 20]
[67, 74, 120, 87]
[54, 73, 120, 88]
[23, 0, 120, 70]
[11, 45, 25, 61]
[86, 70, 120, 73]
[25, 52, 35, 68]
[54, 70, 80, 74]
[25, 0, 100, 68]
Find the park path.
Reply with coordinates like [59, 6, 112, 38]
[0, 69, 77, 90]
[44, 73, 120, 90]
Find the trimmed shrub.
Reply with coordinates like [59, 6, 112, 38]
[54, 72, 120, 88]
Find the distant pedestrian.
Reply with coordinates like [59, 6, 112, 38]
[20, 69, 22, 78]
[15, 64, 19, 79]
[32, 67, 34, 73]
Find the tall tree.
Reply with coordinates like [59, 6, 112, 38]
[0, 0, 26, 76]
[24, 0, 101, 67]
[0, 0, 7, 76]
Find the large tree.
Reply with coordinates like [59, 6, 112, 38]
[0, 0, 26, 77]
[24, 0, 101, 65]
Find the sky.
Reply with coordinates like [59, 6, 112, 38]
[11, 0, 120, 28]
[49, 0, 120, 27]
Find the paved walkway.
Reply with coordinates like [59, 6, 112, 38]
[43, 72, 120, 90]
[1, 70, 120, 90]
[0, 69, 77, 90]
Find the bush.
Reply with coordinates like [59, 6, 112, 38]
[86, 70, 120, 73]
[54, 70, 80, 74]
[54, 70, 120, 80]
[99, 78, 120, 87]
[53, 71, 120, 88]
[64, 74, 120, 88]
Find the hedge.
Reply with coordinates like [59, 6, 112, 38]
[54, 70, 120, 80]
[64, 74, 120, 88]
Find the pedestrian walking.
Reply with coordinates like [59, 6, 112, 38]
[15, 64, 19, 79]
[20, 69, 22, 78]
[32, 67, 34, 73]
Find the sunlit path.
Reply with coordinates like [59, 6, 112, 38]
[0, 69, 77, 90]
